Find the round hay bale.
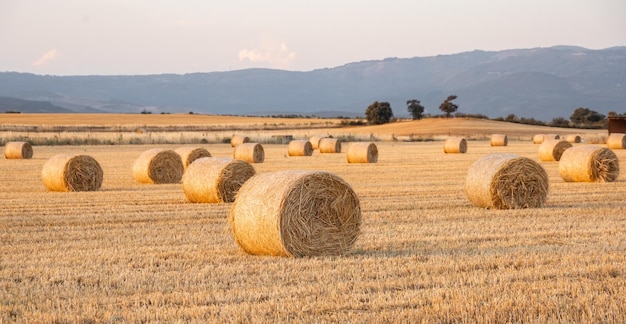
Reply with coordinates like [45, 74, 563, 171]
[42, 154, 103, 192]
[230, 170, 361, 257]
[443, 137, 467, 154]
[532, 134, 544, 144]
[538, 139, 573, 162]
[134, 128, 146, 134]
[564, 134, 581, 143]
[559, 145, 619, 182]
[182, 157, 255, 203]
[4, 141, 33, 159]
[319, 138, 341, 153]
[230, 135, 250, 147]
[606, 133, 626, 149]
[347, 142, 378, 163]
[308, 135, 328, 150]
[490, 134, 508, 146]
[175, 146, 211, 169]
[287, 140, 313, 157]
[233, 143, 264, 163]
[132, 148, 184, 184]
[533, 134, 559, 144]
[465, 153, 549, 209]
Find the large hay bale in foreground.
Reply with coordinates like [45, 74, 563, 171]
[606, 133, 626, 149]
[490, 134, 508, 146]
[538, 139, 573, 162]
[288, 140, 313, 156]
[132, 148, 184, 184]
[182, 157, 255, 203]
[319, 138, 341, 153]
[564, 134, 582, 143]
[230, 135, 250, 147]
[233, 143, 264, 163]
[230, 170, 361, 257]
[175, 146, 211, 169]
[4, 141, 33, 159]
[42, 154, 103, 192]
[465, 153, 549, 209]
[559, 145, 619, 182]
[347, 142, 378, 163]
[443, 137, 467, 154]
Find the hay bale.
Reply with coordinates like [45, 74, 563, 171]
[532, 134, 544, 144]
[175, 146, 211, 169]
[533, 134, 560, 144]
[319, 138, 341, 153]
[559, 145, 619, 182]
[587, 135, 607, 144]
[132, 148, 184, 184]
[606, 133, 626, 149]
[309, 135, 331, 150]
[288, 140, 313, 157]
[538, 139, 573, 162]
[182, 157, 255, 203]
[490, 134, 508, 146]
[230, 135, 250, 147]
[465, 153, 549, 209]
[42, 154, 103, 192]
[233, 143, 264, 163]
[347, 142, 378, 163]
[564, 134, 582, 143]
[230, 170, 361, 257]
[4, 141, 33, 159]
[443, 137, 467, 154]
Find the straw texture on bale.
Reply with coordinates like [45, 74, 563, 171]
[230, 135, 250, 147]
[465, 153, 549, 209]
[175, 146, 211, 169]
[606, 133, 626, 149]
[288, 140, 313, 156]
[490, 134, 508, 146]
[309, 135, 329, 150]
[559, 145, 619, 182]
[230, 170, 361, 257]
[443, 137, 467, 154]
[565, 134, 582, 143]
[538, 139, 573, 162]
[233, 143, 264, 163]
[132, 148, 184, 184]
[42, 154, 103, 192]
[319, 138, 341, 153]
[182, 157, 255, 203]
[347, 142, 378, 163]
[4, 141, 33, 159]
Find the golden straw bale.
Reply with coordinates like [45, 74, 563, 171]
[559, 145, 619, 182]
[132, 148, 184, 184]
[319, 138, 341, 153]
[465, 153, 549, 209]
[182, 157, 255, 203]
[4, 141, 33, 159]
[175, 146, 211, 169]
[230, 135, 250, 147]
[532, 134, 544, 144]
[533, 134, 559, 144]
[538, 139, 573, 162]
[587, 135, 607, 144]
[230, 170, 361, 257]
[490, 134, 508, 146]
[42, 154, 103, 192]
[443, 137, 467, 154]
[347, 142, 378, 163]
[233, 143, 264, 163]
[564, 134, 581, 143]
[606, 133, 626, 149]
[309, 135, 329, 150]
[288, 140, 313, 156]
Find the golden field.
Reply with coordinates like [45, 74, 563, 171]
[1, 115, 625, 322]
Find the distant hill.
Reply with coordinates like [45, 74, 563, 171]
[0, 46, 625, 120]
[0, 96, 71, 113]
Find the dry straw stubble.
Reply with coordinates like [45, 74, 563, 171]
[4, 141, 33, 159]
[230, 170, 361, 257]
[606, 133, 626, 149]
[288, 140, 313, 156]
[347, 142, 378, 163]
[538, 139, 573, 161]
[182, 157, 255, 203]
[132, 148, 184, 184]
[233, 143, 264, 163]
[42, 154, 104, 192]
[443, 137, 467, 154]
[559, 145, 620, 182]
[490, 134, 508, 146]
[319, 138, 341, 153]
[175, 146, 211, 169]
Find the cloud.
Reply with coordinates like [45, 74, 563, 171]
[238, 42, 296, 69]
[32, 49, 58, 67]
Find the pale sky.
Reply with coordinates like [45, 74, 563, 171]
[1, 0, 625, 75]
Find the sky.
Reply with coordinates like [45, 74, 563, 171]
[1, 0, 625, 76]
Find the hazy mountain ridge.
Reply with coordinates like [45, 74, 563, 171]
[0, 46, 624, 120]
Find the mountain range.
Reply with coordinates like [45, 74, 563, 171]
[1, 45, 625, 121]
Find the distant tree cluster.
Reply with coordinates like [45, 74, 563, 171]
[365, 101, 394, 125]
[439, 95, 459, 118]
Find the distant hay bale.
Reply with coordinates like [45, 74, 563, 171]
[532, 134, 544, 144]
[288, 140, 313, 156]
[490, 134, 508, 146]
[538, 139, 573, 162]
[175, 146, 211, 169]
[443, 137, 467, 154]
[347, 142, 378, 163]
[559, 145, 619, 182]
[134, 128, 146, 134]
[606, 133, 626, 149]
[42, 154, 103, 192]
[4, 141, 33, 159]
[182, 157, 255, 203]
[233, 143, 264, 163]
[230, 170, 361, 257]
[533, 134, 559, 144]
[587, 135, 607, 144]
[309, 135, 331, 150]
[132, 148, 184, 184]
[465, 153, 549, 209]
[564, 134, 582, 143]
[319, 138, 341, 153]
[230, 135, 250, 147]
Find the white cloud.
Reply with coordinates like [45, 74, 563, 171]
[238, 42, 296, 69]
[32, 49, 58, 67]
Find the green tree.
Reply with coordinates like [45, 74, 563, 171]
[439, 95, 458, 118]
[550, 117, 570, 128]
[570, 107, 605, 127]
[365, 101, 394, 125]
[406, 99, 425, 120]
